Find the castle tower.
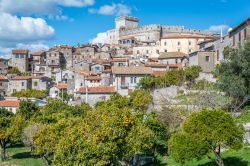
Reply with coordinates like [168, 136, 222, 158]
[115, 16, 139, 30]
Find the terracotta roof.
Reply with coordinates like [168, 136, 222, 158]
[112, 66, 153, 75]
[55, 83, 67, 90]
[153, 71, 166, 76]
[0, 75, 7, 81]
[12, 49, 29, 54]
[85, 75, 101, 80]
[0, 100, 20, 107]
[11, 76, 32, 80]
[145, 62, 182, 68]
[111, 58, 128, 62]
[148, 58, 159, 62]
[78, 86, 115, 94]
[158, 52, 187, 59]
[11, 76, 49, 80]
[78, 70, 95, 76]
[32, 51, 45, 56]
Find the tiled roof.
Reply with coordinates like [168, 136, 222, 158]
[32, 51, 45, 56]
[111, 58, 128, 62]
[11, 76, 49, 80]
[55, 83, 67, 89]
[145, 62, 182, 68]
[11, 76, 32, 80]
[0, 100, 20, 107]
[158, 52, 186, 59]
[85, 75, 101, 80]
[0, 75, 7, 80]
[12, 49, 29, 54]
[112, 66, 153, 75]
[78, 86, 115, 94]
[78, 70, 95, 77]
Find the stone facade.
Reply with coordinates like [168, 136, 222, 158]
[189, 51, 215, 73]
[11, 50, 29, 72]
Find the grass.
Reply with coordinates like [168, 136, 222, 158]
[0, 144, 45, 166]
[147, 147, 250, 166]
[237, 110, 250, 124]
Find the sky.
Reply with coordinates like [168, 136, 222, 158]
[0, 0, 249, 58]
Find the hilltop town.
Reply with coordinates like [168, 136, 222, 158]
[0, 16, 248, 109]
[0, 16, 250, 166]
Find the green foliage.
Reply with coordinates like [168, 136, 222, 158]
[18, 100, 38, 120]
[168, 109, 244, 165]
[215, 39, 250, 100]
[130, 89, 153, 111]
[12, 89, 48, 99]
[0, 108, 14, 161]
[8, 67, 21, 74]
[192, 79, 214, 90]
[138, 66, 201, 90]
[59, 90, 74, 101]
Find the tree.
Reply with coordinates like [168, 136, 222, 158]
[8, 67, 21, 74]
[130, 89, 153, 111]
[12, 89, 48, 99]
[168, 109, 244, 166]
[18, 100, 38, 120]
[215, 39, 250, 111]
[22, 123, 43, 151]
[184, 65, 202, 88]
[0, 108, 14, 161]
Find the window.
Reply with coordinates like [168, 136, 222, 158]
[148, 37, 150, 40]
[175, 59, 178, 64]
[22, 82, 24, 86]
[130, 77, 133, 83]
[188, 41, 191, 45]
[80, 83, 83, 86]
[164, 49, 168, 53]
[15, 54, 19, 58]
[178, 49, 181, 52]
[134, 77, 137, 83]
[0, 82, 2, 86]
[244, 29, 247, 40]
[239, 32, 241, 42]
[34, 81, 38, 86]
[156, 50, 159, 54]
[189, 49, 192, 53]
[164, 42, 167, 46]
[20, 54, 24, 58]
[137, 50, 140, 54]
[95, 66, 100, 71]
[205, 56, 210, 62]
[54, 53, 57, 57]
[146, 50, 149, 54]
[233, 36, 235, 46]
[118, 63, 124, 66]
[178, 41, 181, 46]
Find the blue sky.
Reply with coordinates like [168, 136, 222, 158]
[0, 0, 249, 57]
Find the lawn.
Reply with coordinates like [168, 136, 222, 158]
[148, 147, 250, 166]
[0, 144, 45, 166]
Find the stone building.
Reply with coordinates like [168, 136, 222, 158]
[11, 49, 29, 72]
[55, 45, 73, 68]
[111, 66, 153, 95]
[189, 51, 215, 73]
[0, 58, 8, 75]
[229, 17, 250, 48]
[46, 48, 65, 73]
[0, 75, 8, 97]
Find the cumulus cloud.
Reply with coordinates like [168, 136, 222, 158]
[90, 32, 109, 44]
[0, 12, 55, 42]
[208, 24, 231, 33]
[0, 0, 95, 15]
[89, 3, 131, 16]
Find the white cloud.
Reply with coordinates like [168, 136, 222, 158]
[90, 32, 109, 44]
[89, 3, 131, 16]
[208, 24, 231, 33]
[0, 0, 95, 16]
[0, 12, 55, 42]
